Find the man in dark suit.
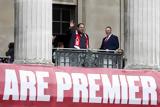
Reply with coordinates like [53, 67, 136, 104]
[100, 26, 119, 50]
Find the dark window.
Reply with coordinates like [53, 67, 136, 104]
[52, 4, 76, 36]
[53, 22, 60, 34]
[53, 8, 60, 21]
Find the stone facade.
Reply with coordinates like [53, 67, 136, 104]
[0, 0, 160, 69]
[0, 0, 124, 55]
[0, 0, 14, 56]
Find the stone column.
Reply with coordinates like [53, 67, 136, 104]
[125, 0, 160, 69]
[14, 0, 52, 64]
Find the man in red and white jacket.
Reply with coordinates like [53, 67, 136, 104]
[69, 22, 89, 49]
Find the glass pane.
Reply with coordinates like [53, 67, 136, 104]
[62, 23, 69, 34]
[53, 8, 60, 21]
[62, 9, 70, 21]
[53, 22, 60, 34]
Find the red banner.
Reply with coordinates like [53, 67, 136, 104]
[0, 64, 160, 107]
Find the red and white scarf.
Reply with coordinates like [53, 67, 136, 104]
[74, 30, 89, 49]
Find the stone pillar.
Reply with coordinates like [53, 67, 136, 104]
[14, 0, 52, 64]
[125, 0, 160, 69]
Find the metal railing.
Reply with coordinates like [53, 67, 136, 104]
[0, 56, 11, 63]
[53, 48, 124, 69]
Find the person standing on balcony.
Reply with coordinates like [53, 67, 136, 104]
[69, 21, 89, 49]
[100, 26, 119, 50]
[6, 42, 14, 63]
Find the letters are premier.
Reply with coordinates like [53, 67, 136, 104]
[2, 69, 158, 105]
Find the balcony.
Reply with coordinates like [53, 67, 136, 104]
[0, 48, 124, 69]
[53, 48, 124, 69]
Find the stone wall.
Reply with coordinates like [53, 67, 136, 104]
[81, 0, 124, 49]
[0, 0, 123, 56]
[0, 0, 14, 56]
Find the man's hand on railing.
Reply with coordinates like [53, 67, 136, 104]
[116, 49, 124, 54]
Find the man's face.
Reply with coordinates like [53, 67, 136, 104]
[105, 28, 112, 35]
[78, 24, 85, 33]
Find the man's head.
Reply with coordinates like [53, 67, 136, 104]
[77, 23, 85, 34]
[105, 26, 112, 36]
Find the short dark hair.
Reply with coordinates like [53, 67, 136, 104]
[106, 26, 112, 29]
[77, 23, 85, 28]
[8, 42, 14, 49]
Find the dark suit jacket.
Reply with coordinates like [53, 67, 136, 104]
[100, 34, 119, 50]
